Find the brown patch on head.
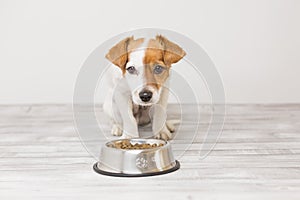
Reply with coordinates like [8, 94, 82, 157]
[144, 63, 169, 90]
[143, 39, 164, 64]
[105, 37, 144, 74]
[143, 35, 186, 89]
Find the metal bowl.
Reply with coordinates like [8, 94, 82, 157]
[93, 138, 180, 177]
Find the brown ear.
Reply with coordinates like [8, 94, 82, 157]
[105, 37, 133, 72]
[157, 35, 186, 66]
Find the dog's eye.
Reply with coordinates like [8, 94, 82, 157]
[153, 65, 165, 74]
[126, 66, 136, 74]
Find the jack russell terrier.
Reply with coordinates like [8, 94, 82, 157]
[103, 35, 186, 140]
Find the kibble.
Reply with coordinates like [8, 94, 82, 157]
[108, 140, 164, 150]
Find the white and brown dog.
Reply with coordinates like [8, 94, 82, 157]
[103, 35, 185, 140]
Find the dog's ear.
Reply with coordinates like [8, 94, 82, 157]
[105, 37, 133, 73]
[157, 35, 186, 66]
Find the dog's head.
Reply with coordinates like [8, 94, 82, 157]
[106, 35, 186, 106]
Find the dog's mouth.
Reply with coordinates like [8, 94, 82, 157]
[132, 97, 156, 106]
[136, 102, 154, 106]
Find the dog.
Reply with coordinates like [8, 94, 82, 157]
[103, 35, 186, 140]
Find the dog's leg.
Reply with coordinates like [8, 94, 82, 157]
[103, 86, 123, 136]
[152, 82, 175, 140]
[115, 98, 139, 138]
[113, 80, 139, 138]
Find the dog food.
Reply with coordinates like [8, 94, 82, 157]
[108, 140, 164, 150]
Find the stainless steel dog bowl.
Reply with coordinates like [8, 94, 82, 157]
[93, 138, 180, 177]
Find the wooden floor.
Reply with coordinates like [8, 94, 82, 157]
[0, 104, 300, 200]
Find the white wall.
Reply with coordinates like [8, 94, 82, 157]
[1, 0, 299, 104]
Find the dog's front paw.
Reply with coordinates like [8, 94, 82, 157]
[154, 120, 179, 140]
[154, 126, 173, 141]
[111, 124, 122, 136]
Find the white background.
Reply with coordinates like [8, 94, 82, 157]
[1, 0, 299, 104]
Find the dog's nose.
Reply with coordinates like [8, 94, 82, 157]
[139, 90, 153, 102]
